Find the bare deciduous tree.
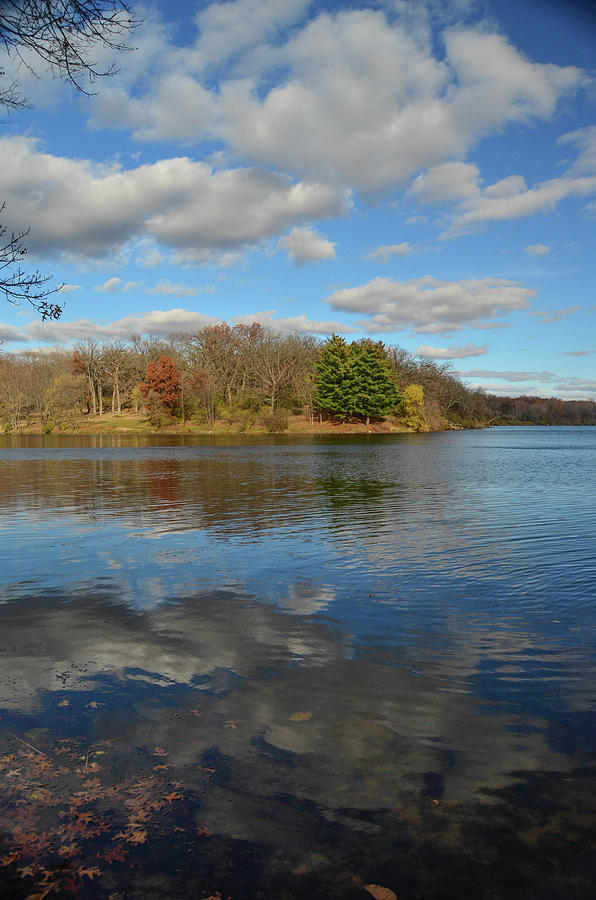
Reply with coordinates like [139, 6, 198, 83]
[0, 1, 138, 317]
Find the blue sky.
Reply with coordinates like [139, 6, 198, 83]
[0, 0, 595, 399]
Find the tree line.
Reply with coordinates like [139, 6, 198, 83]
[1, 325, 594, 432]
[482, 393, 596, 426]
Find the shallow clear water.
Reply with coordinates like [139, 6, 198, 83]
[0, 428, 595, 898]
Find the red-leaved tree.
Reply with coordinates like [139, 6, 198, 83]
[139, 356, 181, 419]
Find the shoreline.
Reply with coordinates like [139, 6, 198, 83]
[5, 411, 421, 436]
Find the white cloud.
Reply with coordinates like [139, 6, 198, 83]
[408, 161, 481, 205]
[457, 368, 596, 400]
[173, 248, 247, 268]
[443, 173, 596, 237]
[57, 284, 82, 294]
[457, 368, 557, 383]
[326, 275, 535, 334]
[95, 277, 122, 293]
[367, 242, 413, 262]
[147, 280, 214, 298]
[552, 376, 596, 397]
[136, 246, 164, 268]
[83, 6, 584, 193]
[0, 323, 29, 342]
[407, 125, 596, 237]
[231, 309, 356, 335]
[0, 136, 348, 263]
[277, 227, 336, 264]
[191, 0, 310, 75]
[529, 305, 580, 323]
[524, 243, 551, 256]
[15, 306, 352, 345]
[558, 125, 596, 175]
[409, 127, 596, 237]
[24, 309, 222, 344]
[416, 342, 487, 359]
[444, 28, 581, 131]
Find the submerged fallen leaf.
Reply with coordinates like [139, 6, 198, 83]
[364, 885, 398, 900]
[162, 791, 182, 803]
[78, 866, 101, 880]
[128, 830, 148, 845]
[153, 747, 168, 757]
[0, 851, 20, 866]
[58, 700, 69, 708]
[289, 711, 312, 722]
[100, 845, 128, 864]
[18, 865, 36, 878]
[24, 888, 54, 900]
[115, 828, 148, 845]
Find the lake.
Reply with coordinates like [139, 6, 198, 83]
[0, 427, 595, 898]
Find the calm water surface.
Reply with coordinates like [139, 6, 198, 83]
[0, 427, 595, 898]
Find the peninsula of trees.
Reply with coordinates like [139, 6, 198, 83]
[1, 324, 594, 434]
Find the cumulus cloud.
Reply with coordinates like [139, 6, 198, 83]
[524, 243, 551, 256]
[367, 242, 413, 262]
[0, 136, 348, 263]
[559, 125, 596, 175]
[23, 309, 222, 344]
[444, 173, 596, 237]
[57, 284, 82, 294]
[231, 309, 356, 334]
[12, 306, 352, 346]
[416, 342, 487, 359]
[408, 161, 481, 205]
[326, 275, 535, 334]
[277, 226, 336, 264]
[147, 280, 213, 298]
[136, 246, 164, 268]
[95, 277, 122, 293]
[84, 5, 584, 193]
[410, 126, 596, 237]
[0, 323, 29, 342]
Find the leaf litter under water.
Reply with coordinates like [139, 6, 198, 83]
[0, 729, 216, 899]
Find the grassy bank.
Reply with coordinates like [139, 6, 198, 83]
[8, 411, 419, 436]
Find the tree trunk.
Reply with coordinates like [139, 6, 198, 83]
[88, 374, 96, 415]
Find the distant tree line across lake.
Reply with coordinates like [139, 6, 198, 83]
[1, 324, 594, 432]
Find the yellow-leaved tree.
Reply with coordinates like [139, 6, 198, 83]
[401, 384, 429, 432]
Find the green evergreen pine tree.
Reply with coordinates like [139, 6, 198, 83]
[314, 335, 401, 423]
[349, 339, 401, 424]
[313, 334, 352, 420]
